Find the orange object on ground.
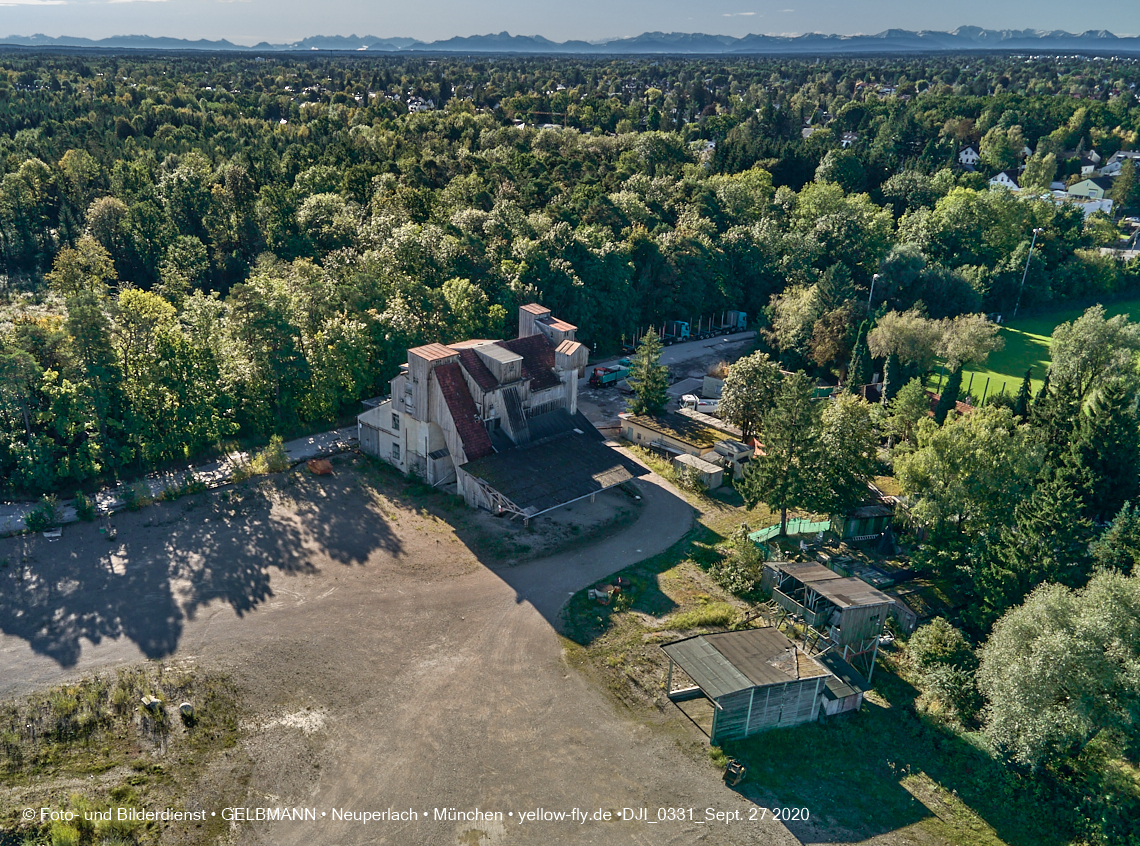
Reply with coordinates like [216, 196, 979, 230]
[307, 458, 334, 476]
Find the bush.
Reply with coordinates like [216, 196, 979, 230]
[674, 463, 707, 493]
[906, 617, 976, 675]
[250, 435, 290, 475]
[74, 491, 96, 522]
[906, 618, 981, 723]
[708, 524, 766, 597]
[25, 495, 60, 532]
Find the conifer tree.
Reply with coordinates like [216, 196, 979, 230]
[934, 367, 962, 425]
[846, 323, 871, 395]
[626, 328, 669, 416]
[740, 371, 822, 535]
[972, 472, 1093, 632]
[1013, 369, 1032, 421]
[1070, 379, 1140, 521]
[1092, 502, 1140, 574]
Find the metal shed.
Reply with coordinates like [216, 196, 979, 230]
[661, 628, 830, 743]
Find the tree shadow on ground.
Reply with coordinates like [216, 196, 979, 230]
[725, 669, 1072, 846]
[0, 455, 401, 668]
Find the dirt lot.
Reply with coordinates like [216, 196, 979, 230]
[0, 452, 800, 846]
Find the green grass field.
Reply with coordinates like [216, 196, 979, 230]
[959, 297, 1140, 401]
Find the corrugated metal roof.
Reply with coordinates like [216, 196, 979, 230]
[498, 335, 561, 391]
[811, 577, 893, 609]
[556, 339, 583, 356]
[662, 628, 821, 700]
[461, 425, 645, 516]
[771, 561, 843, 582]
[662, 636, 755, 700]
[674, 453, 722, 474]
[434, 363, 494, 460]
[456, 347, 499, 392]
[520, 303, 551, 315]
[474, 343, 522, 365]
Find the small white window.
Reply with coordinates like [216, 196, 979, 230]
[391, 443, 401, 462]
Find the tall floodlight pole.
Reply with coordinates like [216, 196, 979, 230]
[869, 273, 880, 311]
[1013, 228, 1044, 319]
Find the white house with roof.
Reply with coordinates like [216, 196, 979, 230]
[958, 143, 981, 167]
[1102, 151, 1140, 177]
[989, 170, 1020, 190]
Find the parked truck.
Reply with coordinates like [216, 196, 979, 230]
[661, 320, 691, 345]
[717, 311, 748, 333]
[589, 365, 629, 388]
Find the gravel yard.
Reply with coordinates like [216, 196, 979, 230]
[0, 452, 799, 846]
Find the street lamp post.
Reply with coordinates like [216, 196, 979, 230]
[869, 273, 880, 311]
[1013, 228, 1044, 319]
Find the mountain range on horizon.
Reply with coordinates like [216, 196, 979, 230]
[3, 27, 1140, 55]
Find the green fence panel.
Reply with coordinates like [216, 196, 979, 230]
[748, 518, 830, 546]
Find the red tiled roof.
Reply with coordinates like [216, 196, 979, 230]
[434, 362, 494, 461]
[925, 390, 975, 417]
[499, 335, 561, 391]
[456, 347, 498, 392]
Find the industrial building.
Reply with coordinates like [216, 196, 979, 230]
[661, 627, 867, 743]
[358, 304, 647, 519]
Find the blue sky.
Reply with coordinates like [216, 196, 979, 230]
[1, 0, 1137, 45]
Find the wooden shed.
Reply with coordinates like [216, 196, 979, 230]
[661, 628, 830, 743]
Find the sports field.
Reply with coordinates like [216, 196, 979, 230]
[959, 296, 1140, 401]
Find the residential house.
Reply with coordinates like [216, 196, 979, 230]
[1101, 150, 1140, 177]
[989, 170, 1020, 190]
[958, 143, 981, 167]
[840, 131, 859, 148]
[1068, 176, 1115, 199]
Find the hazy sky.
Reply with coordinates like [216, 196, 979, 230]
[2, 0, 1138, 46]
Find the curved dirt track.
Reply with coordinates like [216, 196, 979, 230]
[0, 462, 800, 846]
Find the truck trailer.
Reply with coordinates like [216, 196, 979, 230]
[589, 365, 629, 388]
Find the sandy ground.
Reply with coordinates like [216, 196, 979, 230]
[0, 452, 800, 846]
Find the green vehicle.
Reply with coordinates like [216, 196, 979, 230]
[589, 365, 629, 388]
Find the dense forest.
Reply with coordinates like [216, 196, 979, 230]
[1, 50, 1140, 494]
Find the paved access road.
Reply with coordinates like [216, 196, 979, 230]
[0, 456, 799, 846]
